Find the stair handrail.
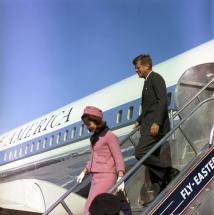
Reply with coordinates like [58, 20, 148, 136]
[108, 96, 214, 195]
[44, 96, 214, 215]
[43, 126, 141, 215]
[173, 78, 214, 119]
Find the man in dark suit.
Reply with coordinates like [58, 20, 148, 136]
[132, 54, 179, 195]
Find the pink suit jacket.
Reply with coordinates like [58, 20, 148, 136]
[86, 130, 125, 173]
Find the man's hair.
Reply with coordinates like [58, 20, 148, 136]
[132, 54, 152, 69]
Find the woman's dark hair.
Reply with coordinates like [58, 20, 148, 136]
[81, 114, 106, 129]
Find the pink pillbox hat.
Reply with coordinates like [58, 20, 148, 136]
[83, 106, 103, 119]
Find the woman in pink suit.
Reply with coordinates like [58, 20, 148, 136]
[76, 106, 125, 214]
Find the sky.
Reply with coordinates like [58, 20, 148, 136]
[0, 0, 213, 133]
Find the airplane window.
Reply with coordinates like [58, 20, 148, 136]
[31, 142, 35, 153]
[37, 140, 41, 151]
[56, 133, 61, 144]
[64, 130, 68, 142]
[71, 127, 76, 139]
[43, 138, 47, 149]
[116, 110, 123, 124]
[19, 147, 23, 157]
[50, 135, 54, 146]
[139, 105, 142, 116]
[79, 124, 84, 136]
[167, 92, 172, 107]
[9, 151, 12, 160]
[14, 149, 17, 158]
[127, 106, 134, 120]
[25, 144, 29, 155]
[4, 152, 7, 161]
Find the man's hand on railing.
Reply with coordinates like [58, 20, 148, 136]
[150, 122, 159, 136]
[116, 176, 125, 191]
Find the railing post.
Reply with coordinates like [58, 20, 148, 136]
[169, 109, 174, 129]
[61, 200, 73, 215]
[209, 123, 214, 148]
[169, 109, 176, 140]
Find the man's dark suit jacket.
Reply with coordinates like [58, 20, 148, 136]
[137, 71, 170, 137]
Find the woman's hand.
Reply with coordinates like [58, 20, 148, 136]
[117, 171, 125, 191]
[76, 168, 88, 183]
[116, 176, 125, 191]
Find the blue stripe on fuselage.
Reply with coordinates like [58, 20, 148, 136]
[0, 84, 176, 166]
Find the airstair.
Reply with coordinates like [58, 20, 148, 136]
[42, 98, 214, 215]
[42, 65, 214, 215]
[42, 71, 214, 215]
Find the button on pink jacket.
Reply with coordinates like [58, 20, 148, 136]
[86, 130, 125, 173]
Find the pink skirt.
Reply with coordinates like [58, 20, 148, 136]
[83, 172, 117, 214]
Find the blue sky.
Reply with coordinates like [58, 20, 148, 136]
[0, 0, 213, 133]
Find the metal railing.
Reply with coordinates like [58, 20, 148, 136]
[43, 94, 214, 215]
[43, 126, 141, 215]
[173, 77, 214, 119]
[108, 97, 214, 195]
[43, 182, 77, 215]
